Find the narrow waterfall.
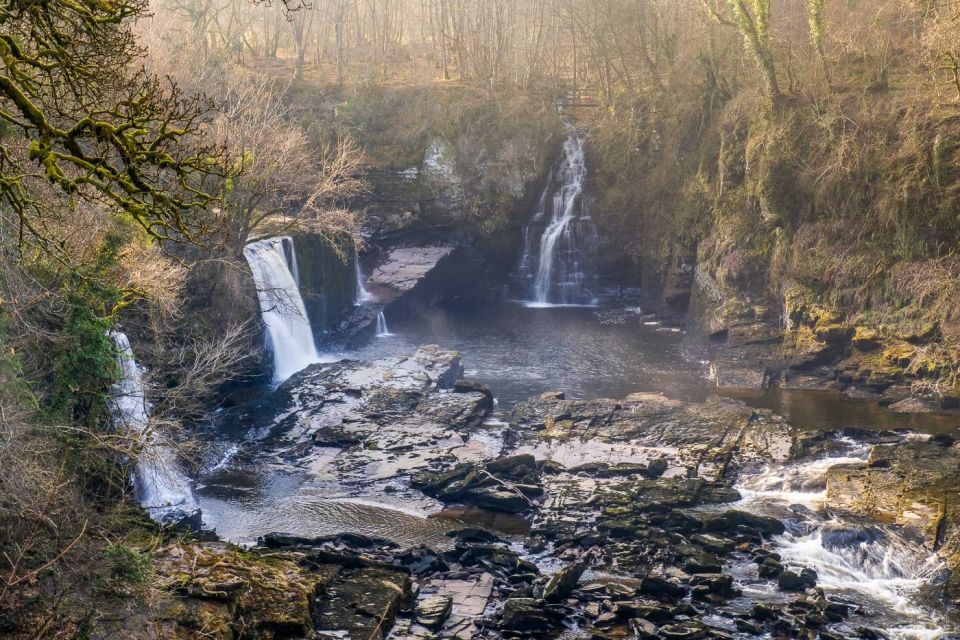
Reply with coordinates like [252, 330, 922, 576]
[110, 332, 198, 524]
[355, 252, 375, 305]
[244, 237, 322, 383]
[375, 312, 392, 337]
[281, 236, 300, 286]
[517, 135, 598, 306]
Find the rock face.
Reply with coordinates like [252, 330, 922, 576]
[367, 246, 454, 293]
[825, 438, 960, 599]
[293, 233, 357, 338]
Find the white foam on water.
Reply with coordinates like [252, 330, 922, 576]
[735, 445, 950, 639]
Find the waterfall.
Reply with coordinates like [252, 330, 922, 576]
[244, 237, 322, 383]
[281, 236, 300, 286]
[110, 332, 199, 524]
[517, 135, 598, 306]
[355, 252, 375, 305]
[375, 312, 392, 337]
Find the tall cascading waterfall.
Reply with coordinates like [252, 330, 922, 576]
[244, 236, 322, 383]
[110, 332, 199, 525]
[517, 134, 598, 306]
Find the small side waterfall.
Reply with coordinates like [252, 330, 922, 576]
[375, 312, 392, 337]
[110, 332, 198, 524]
[354, 252, 375, 305]
[517, 135, 598, 306]
[244, 237, 322, 382]
[281, 236, 300, 286]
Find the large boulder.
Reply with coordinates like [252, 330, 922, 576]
[410, 456, 542, 513]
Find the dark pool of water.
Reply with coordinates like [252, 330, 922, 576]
[352, 302, 710, 405]
[348, 301, 960, 434]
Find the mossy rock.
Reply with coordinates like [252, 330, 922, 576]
[852, 327, 881, 351]
[814, 323, 855, 343]
[882, 343, 916, 368]
[153, 543, 330, 639]
[896, 321, 940, 345]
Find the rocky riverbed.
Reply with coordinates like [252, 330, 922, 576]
[137, 346, 959, 640]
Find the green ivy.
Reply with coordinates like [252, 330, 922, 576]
[48, 291, 117, 426]
[47, 236, 125, 427]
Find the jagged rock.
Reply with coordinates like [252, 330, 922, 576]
[313, 567, 411, 640]
[445, 527, 503, 544]
[394, 546, 448, 575]
[758, 556, 784, 578]
[735, 619, 763, 634]
[631, 618, 659, 639]
[411, 456, 542, 513]
[824, 440, 960, 599]
[500, 598, 561, 631]
[645, 457, 669, 479]
[415, 595, 453, 629]
[750, 603, 779, 620]
[460, 487, 531, 513]
[702, 510, 786, 537]
[367, 247, 455, 293]
[639, 576, 687, 599]
[542, 562, 586, 603]
[454, 379, 494, 410]
[778, 570, 815, 592]
[659, 621, 708, 639]
[258, 532, 397, 550]
[689, 573, 736, 597]
[510, 393, 795, 481]
[486, 453, 537, 475]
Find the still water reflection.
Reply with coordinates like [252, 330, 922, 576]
[349, 301, 959, 434]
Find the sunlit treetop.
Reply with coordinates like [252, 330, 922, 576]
[0, 0, 228, 251]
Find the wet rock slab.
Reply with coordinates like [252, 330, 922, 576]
[243, 345, 497, 491]
[510, 391, 795, 480]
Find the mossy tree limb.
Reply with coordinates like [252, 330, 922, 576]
[0, 0, 227, 254]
